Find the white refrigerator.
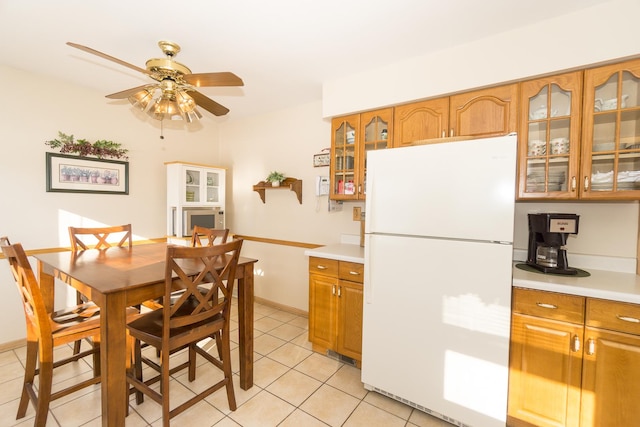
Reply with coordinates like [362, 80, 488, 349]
[362, 134, 517, 427]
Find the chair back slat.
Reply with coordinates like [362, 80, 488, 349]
[0, 238, 53, 339]
[69, 224, 132, 251]
[190, 226, 229, 247]
[164, 240, 242, 335]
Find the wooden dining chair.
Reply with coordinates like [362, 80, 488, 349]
[190, 226, 229, 247]
[126, 239, 243, 426]
[1, 237, 102, 426]
[68, 224, 132, 354]
[68, 224, 133, 251]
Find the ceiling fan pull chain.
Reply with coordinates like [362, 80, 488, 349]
[160, 119, 164, 139]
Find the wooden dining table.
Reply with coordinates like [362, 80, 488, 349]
[34, 242, 258, 427]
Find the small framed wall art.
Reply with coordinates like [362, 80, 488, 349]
[46, 152, 129, 194]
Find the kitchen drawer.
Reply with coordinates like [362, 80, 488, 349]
[513, 287, 585, 324]
[339, 261, 364, 283]
[309, 257, 339, 277]
[587, 298, 640, 335]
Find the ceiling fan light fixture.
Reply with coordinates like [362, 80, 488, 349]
[183, 108, 203, 123]
[128, 88, 155, 111]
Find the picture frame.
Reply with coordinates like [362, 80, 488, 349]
[46, 152, 129, 194]
[313, 153, 330, 167]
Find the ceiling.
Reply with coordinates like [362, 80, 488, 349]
[0, 0, 610, 121]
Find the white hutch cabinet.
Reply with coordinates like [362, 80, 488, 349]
[165, 161, 226, 237]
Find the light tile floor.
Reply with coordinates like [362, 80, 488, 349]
[0, 299, 453, 426]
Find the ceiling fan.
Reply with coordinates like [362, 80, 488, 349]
[67, 41, 244, 122]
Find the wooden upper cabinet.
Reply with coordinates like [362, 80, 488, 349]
[449, 83, 518, 138]
[393, 98, 449, 147]
[517, 71, 583, 200]
[392, 83, 517, 148]
[580, 58, 640, 200]
[330, 109, 392, 200]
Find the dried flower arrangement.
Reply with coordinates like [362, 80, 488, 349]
[45, 131, 129, 160]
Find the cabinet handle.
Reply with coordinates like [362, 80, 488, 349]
[572, 334, 581, 352]
[441, 130, 446, 138]
[584, 176, 590, 191]
[349, 271, 360, 276]
[617, 314, 640, 323]
[316, 265, 328, 270]
[587, 338, 595, 356]
[337, 286, 341, 297]
[449, 128, 454, 137]
[332, 285, 336, 296]
[358, 184, 362, 194]
[571, 176, 576, 191]
[536, 302, 558, 309]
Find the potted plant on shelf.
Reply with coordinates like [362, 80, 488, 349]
[266, 171, 285, 187]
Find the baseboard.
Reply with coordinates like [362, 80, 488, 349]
[254, 296, 308, 318]
[0, 338, 26, 352]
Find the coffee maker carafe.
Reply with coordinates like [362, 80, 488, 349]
[527, 213, 579, 275]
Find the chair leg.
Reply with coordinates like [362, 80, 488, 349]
[73, 340, 82, 356]
[214, 331, 223, 360]
[133, 340, 144, 405]
[221, 331, 236, 411]
[34, 360, 53, 427]
[188, 343, 196, 382]
[92, 341, 101, 377]
[17, 340, 38, 419]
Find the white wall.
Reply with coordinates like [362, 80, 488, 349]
[0, 65, 223, 344]
[323, 0, 640, 117]
[219, 101, 363, 311]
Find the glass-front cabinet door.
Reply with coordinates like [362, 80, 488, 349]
[518, 72, 583, 199]
[184, 167, 202, 203]
[183, 166, 224, 205]
[359, 108, 393, 198]
[582, 59, 640, 199]
[331, 114, 359, 200]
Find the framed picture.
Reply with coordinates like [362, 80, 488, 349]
[313, 153, 330, 167]
[46, 152, 129, 194]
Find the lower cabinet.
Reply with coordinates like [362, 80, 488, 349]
[508, 287, 640, 427]
[308, 256, 363, 362]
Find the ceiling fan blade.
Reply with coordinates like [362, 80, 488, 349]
[184, 72, 244, 87]
[106, 85, 154, 99]
[67, 42, 152, 76]
[189, 90, 230, 116]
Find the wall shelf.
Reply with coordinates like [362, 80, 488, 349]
[253, 178, 302, 204]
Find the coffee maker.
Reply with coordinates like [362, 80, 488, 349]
[527, 213, 580, 275]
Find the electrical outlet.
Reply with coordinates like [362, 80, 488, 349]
[353, 206, 362, 221]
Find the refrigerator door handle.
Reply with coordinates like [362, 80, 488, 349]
[364, 236, 373, 304]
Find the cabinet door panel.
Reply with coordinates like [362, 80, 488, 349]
[581, 58, 640, 200]
[508, 313, 582, 427]
[308, 274, 337, 350]
[393, 98, 449, 147]
[336, 281, 363, 360]
[450, 84, 518, 138]
[581, 327, 640, 427]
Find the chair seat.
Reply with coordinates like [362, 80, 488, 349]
[128, 303, 224, 351]
[52, 305, 139, 344]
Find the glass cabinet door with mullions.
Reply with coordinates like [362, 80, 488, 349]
[582, 60, 640, 199]
[331, 115, 359, 200]
[359, 109, 392, 198]
[518, 72, 583, 199]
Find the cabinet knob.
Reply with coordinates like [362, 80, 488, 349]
[572, 334, 581, 352]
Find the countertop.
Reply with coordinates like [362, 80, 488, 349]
[513, 263, 640, 304]
[305, 244, 640, 304]
[304, 243, 365, 264]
